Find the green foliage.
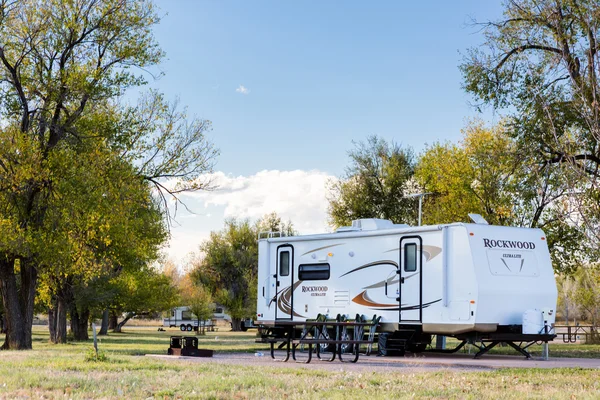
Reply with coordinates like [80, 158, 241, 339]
[185, 283, 215, 331]
[190, 214, 294, 328]
[415, 120, 587, 273]
[0, 0, 217, 349]
[110, 266, 180, 319]
[327, 135, 417, 228]
[460, 0, 600, 248]
[573, 265, 600, 329]
[193, 219, 258, 323]
[84, 347, 109, 362]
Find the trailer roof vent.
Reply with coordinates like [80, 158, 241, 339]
[336, 218, 408, 233]
[468, 213, 489, 225]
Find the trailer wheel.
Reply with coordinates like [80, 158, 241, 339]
[180, 324, 186, 331]
[240, 321, 248, 332]
[186, 324, 193, 331]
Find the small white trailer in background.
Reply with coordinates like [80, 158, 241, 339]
[256, 217, 558, 358]
[163, 306, 231, 332]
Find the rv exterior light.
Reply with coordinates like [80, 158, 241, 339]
[469, 232, 474, 236]
[470, 300, 475, 304]
[328, 252, 333, 257]
[541, 237, 546, 241]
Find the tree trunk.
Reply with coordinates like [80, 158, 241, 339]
[98, 309, 109, 336]
[113, 312, 134, 333]
[48, 306, 56, 343]
[53, 296, 68, 344]
[108, 312, 117, 330]
[0, 257, 37, 350]
[70, 305, 89, 341]
[231, 318, 242, 332]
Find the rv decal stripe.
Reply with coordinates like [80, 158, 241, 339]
[362, 272, 418, 289]
[383, 245, 442, 262]
[277, 281, 305, 318]
[369, 299, 442, 311]
[339, 260, 398, 278]
[351, 290, 398, 308]
[301, 243, 345, 257]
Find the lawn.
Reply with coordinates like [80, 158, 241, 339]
[0, 326, 598, 399]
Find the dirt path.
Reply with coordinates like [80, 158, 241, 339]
[146, 352, 600, 372]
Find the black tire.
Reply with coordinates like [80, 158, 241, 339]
[180, 324, 186, 331]
[240, 321, 248, 332]
[186, 324, 193, 332]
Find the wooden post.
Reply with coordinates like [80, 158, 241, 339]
[92, 323, 98, 357]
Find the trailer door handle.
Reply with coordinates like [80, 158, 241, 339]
[262, 287, 265, 297]
[400, 277, 405, 284]
[385, 281, 388, 295]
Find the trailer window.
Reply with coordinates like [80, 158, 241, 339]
[279, 251, 290, 277]
[404, 243, 417, 272]
[298, 264, 330, 280]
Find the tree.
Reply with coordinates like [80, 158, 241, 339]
[573, 264, 600, 342]
[461, 0, 600, 248]
[109, 266, 179, 333]
[556, 274, 582, 325]
[190, 214, 295, 331]
[256, 212, 296, 237]
[191, 219, 257, 331]
[181, 278, 214, 335]
[0, 0, 217, 350]
[416, 120, 586, 273]
[327, 136, 417, 228]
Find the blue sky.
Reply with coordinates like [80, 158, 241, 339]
[147, 1, 506, 262]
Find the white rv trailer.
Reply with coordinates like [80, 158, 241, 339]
[256, 218, 557, 354]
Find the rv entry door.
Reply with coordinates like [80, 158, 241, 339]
[275, 245, 294, 320]
[399, 236, 422, 322]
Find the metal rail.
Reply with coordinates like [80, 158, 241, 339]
[554, 325, 599, 343]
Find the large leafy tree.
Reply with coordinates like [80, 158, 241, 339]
[327, 136, 417, 228]
[416, 121, 586, 273]
[191, 214, 295, 331]
[0, 0, 216, 350]
[461, 0, 600, 248]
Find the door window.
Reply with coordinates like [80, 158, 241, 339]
[279, 251, 290, 276]
[404, 243, 417, 272]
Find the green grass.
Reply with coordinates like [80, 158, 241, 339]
[0, 326, 598, 399]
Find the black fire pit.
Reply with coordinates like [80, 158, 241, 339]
[167, 336, 213, 357]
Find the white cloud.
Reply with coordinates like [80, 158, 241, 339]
[183, 169, 334, 234]
[235, 84, 250, 95]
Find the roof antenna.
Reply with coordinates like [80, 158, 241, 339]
[406, 193, 432, 226]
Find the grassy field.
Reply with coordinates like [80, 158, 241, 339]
[0, 326, 599, 399]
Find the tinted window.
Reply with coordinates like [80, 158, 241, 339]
[279, 251, 290, 277]
[299, 264, 330, 280]
[404, 243, 417, 272]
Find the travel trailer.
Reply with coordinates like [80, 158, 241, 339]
[256, 217, 557, 354]
[163, 306, 230, 331]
